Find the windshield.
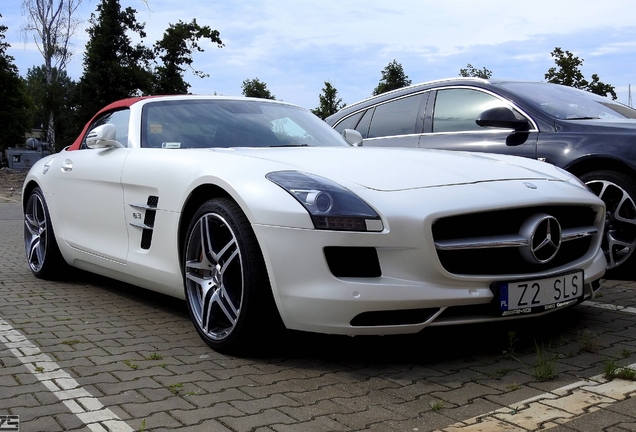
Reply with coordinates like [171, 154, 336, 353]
[142, 99, 348, 148]
[496, 82, 636, 120]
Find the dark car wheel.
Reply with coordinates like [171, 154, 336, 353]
[24, 187, 66, 279]
[580, 170, 636, 270]
[183, 198, 279, 353]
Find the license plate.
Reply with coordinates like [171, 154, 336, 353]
[499, 271, 584, 316]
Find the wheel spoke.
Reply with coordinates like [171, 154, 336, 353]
[184, 209, 244, 342]
[614, 192, 636, 225]
[24, 193, 47, 273]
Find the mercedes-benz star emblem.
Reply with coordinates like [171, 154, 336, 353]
[519, 213, 562, 264]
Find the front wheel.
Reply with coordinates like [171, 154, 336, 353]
[182, 198, 279, 353]
[580, 170, 636, 270]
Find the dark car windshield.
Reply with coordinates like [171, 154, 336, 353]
[496, 82, 636, 120]
[142, 99, 349, 149]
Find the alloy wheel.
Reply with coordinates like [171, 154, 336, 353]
[184, 212, 244, 341]
[586, 179, 636, 269]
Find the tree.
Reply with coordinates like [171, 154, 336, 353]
[311, 81, 345, 119]
[21, 0, 83, 147]
[0, 16, 32, 154]
[25, 65, 76, 150]
[372, 60, 411, 96]
[152, 19, 223, 95]
[241, 78, 275, 99]
[75, 0, 153, 126]
[545, 47, 616, 99]
[459, 63, 492, 79]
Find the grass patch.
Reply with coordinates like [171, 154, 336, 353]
[487, 368, 512, 379]
[506, 383, 521, 391]
[578, 330, 599, 353]
[503, 331, 518, 359]
[604, 358, 636, 381]
[532, 342, 557, 382]
[429, 400, 444, 411]
[123, 360, 138, 370]
[146, 353, 163, 360]
[168, 383, 183, 395]
[62, 340, 81, 346]
[34, 366, 44, 373]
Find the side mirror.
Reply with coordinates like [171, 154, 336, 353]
[86, 124, 125, 148]
[342, 129, 363, 147]
[476, 107, 529, 132]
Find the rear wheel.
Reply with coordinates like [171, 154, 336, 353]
[24, 187, 66, 279]
[580, 170, 636, 270]
[183, 198, 279, 353]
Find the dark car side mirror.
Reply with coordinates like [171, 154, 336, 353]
[476, 107, 529, 132]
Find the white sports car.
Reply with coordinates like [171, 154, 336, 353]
[23, 95, 607, 353]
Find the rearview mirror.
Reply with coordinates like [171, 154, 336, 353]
[342, 129, 363, 147]
[86, 124, 125, 148]
[476, 107, 529, 132]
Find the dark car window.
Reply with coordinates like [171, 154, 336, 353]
[497, 82, 636, 120]
[81, 109, 130, 149]
[333, 111, 364, 134]
[367, 94, 423, 138]
[433, 88, 523, 133]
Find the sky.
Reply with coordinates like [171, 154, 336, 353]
[3, 0, 636, 111]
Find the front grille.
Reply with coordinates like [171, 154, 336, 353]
[432, 205, 600, 276]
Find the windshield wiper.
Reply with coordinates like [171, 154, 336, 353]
[564, 116, 601, 120]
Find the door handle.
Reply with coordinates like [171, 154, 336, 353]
[62, 159, 73, 172]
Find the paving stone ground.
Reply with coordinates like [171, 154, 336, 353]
[1, 201, 635, 432]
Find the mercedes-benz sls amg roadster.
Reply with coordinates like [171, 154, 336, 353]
[23, 95, 607, 352]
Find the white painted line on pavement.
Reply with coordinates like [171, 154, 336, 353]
[582, 301, 636, 315]
[438, 363, 636, 431]
[0, 317, 133, 432]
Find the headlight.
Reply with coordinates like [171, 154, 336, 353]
[267, 171, 384, 232]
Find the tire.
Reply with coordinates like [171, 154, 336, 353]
[182, 198, 280, 353]
[580, 170, 636, 270]
[24, 187, 66, 279]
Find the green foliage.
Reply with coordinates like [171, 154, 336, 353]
[152, 19, 223, 95]
[459, 63, 492, 79]
[22, 0, 83, 147]
[311, 81, 345, 119]
[24, 65, 77, 150]
[241, 77, 275, 99]
[372, 59, 412, 96]
[545, 47, 617, 99]
[0, 16, 33, 153]
[604, 357, 636, 381]
[532, 341, 557, 382]
[75, 0, 154, 126]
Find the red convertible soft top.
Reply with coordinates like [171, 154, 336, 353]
[67, 97, 149, 151]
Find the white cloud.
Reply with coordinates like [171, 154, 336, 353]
[4, 0, 636, 108]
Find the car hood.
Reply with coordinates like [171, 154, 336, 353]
[556, 118, 636, 133]
[214, 147, 567, 191]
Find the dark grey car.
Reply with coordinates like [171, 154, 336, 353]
[326, 78, 636, 272]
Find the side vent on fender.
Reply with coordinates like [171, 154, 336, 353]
[129, 195, 159, 250]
